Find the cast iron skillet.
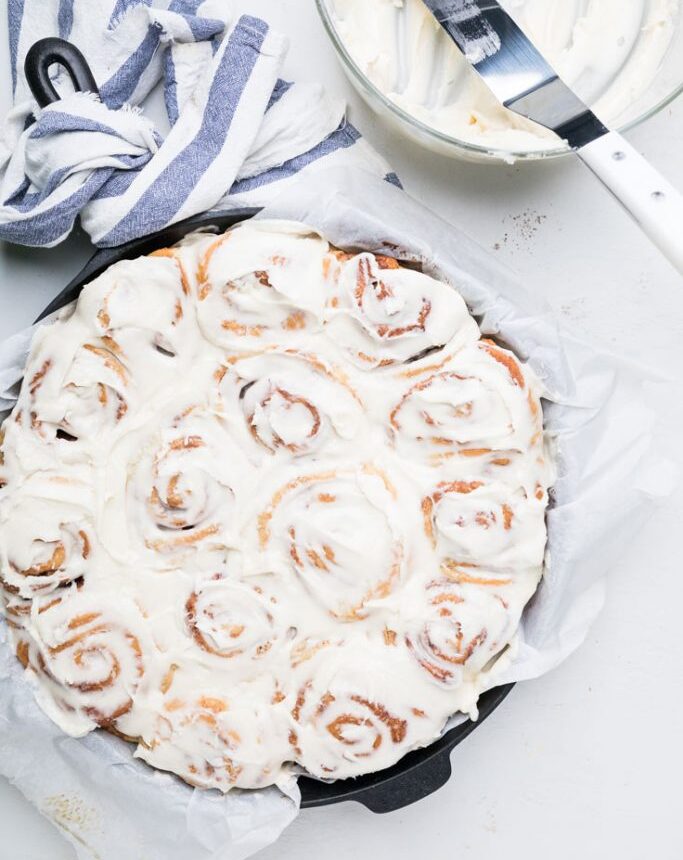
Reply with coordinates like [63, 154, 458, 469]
[26, 38, 516, 814]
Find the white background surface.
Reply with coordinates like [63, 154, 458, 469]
[1, 2, 682, 859]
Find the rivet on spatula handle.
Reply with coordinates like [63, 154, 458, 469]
[579, 131, 683, 276]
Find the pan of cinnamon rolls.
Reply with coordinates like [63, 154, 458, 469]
[0, 210, 553, 812]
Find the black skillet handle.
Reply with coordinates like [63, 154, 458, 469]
[24, 37, 99, 107]
[351, 749, 454, 814]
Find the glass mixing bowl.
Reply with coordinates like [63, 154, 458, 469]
[316, 0, 683, 163]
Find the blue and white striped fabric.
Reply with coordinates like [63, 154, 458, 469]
[0, 0, 394, 248]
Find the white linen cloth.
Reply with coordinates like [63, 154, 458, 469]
[0, 0, 394, 248]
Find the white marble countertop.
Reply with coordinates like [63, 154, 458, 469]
[1, 2, 682, 859]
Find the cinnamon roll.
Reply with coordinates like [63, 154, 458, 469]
[405, 571, 538, 688]
[139, 688, 290, 791]
[390, 339, 545, 467]
[185, 573, 285, 663]
[324, 251, 479, 369]
[217, 348, 363, 457]
[289, 640, 451, 779]
[0, 471, 96, 604]
[0, 219, 553, 791]
[7, 253, 202, 460]
[18, 593, 148, 733]
[120, 401, 249, 560]
[0, 496, 91, 600]
[422, 479, 547, 569]
[258, 467, 405, 621]
[9, 335, 130, 453]
[195, 221, 329, 350]
[76, 252, 196, 362]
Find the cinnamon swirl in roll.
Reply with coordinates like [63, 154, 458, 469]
[0, 219, 553, 792]
[185, 572, 286, 663]
[16, 591, 149, 734]
[195, 221, 328, 350]
[390, 339, 545, 468]
[324, 251, 479, 369]
[258, 466, 404, 621]
[217, 348, 363, 457]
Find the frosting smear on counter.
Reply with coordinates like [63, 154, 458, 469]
[0, 220, 553, 791]
[328, 0, 680, 152]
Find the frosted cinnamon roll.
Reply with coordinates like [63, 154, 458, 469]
[12, 254, 202, 455]
[18, 593, 148, 734]
[217, 348, 363, 457]
[8, 334, 130, 455]
[258, 466, 405, 621]
[405, 571, 538, 688]
[390, 339, 544, 467]
[0, 497, 91, 600]
[289, 640, 451, 779]
[139, 689, 290, 791]
[195, 221, 329, 350]
[422, 479, 547, 569]
[0, 472, 96, 604]
[324, 251, 479, 369]
[119, 402, 249, 560]
[185, 573, 286, 663]
[76, 252, 196, 362]
[0, 219, 553, 792]
[6, 253, 201, 463]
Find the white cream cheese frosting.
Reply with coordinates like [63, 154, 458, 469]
[0, 220, 553, 791]
[328, 0, 680, 152]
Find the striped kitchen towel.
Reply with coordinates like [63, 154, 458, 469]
[0, 0, 395, 248]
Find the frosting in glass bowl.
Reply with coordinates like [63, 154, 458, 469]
[324, 0, 680, 156]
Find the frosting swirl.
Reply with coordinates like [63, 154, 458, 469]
[186, 574, 284, 661]
[390, 340, 544, 467]
[258, 467, 404, 621]
[18, 593, 147, 732]
[218, 348, 363, 457]
[195, 221, 329, 350]
[324, 251, 479, 368]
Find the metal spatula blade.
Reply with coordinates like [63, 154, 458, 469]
[422, 0, 683, 274]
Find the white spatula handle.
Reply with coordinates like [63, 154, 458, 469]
[578, 131, 683, 275]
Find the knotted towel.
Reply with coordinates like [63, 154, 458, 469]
[0, 0, 395, 248]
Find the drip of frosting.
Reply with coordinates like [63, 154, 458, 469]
[0, 219, 553, 791]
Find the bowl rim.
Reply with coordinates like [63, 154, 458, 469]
[315, 0, 683, 163]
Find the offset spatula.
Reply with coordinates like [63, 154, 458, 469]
[422, 0, 683, 274]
